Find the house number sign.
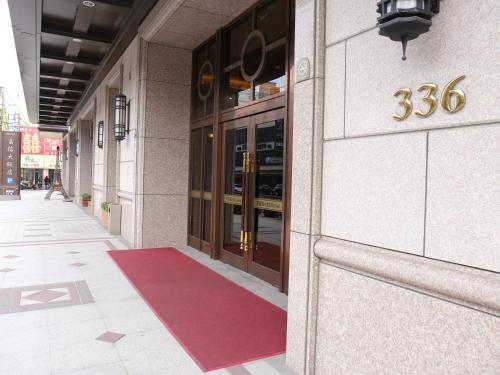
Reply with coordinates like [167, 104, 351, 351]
[392, 75, 466, 121]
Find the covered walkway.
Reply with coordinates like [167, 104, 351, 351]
[0, 191, 290, 375]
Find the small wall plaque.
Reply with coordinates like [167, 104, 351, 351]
[296, 57, 310, 83]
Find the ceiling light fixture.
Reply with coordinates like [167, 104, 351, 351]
[82, 1, 95, 7]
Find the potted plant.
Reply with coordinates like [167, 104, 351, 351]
[80, 193, 91, 207]
[100, 201, 110, 226]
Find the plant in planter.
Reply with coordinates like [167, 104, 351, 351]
[100, 201, 110, 225]
[80, 193, 91, 207]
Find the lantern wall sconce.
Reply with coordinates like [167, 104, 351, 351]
[114, 94, 130, 141]
[97, 121, 104, 148]
[75, 139, 80, 157]
[376, 0, 441, 60]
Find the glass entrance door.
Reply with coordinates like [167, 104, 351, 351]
[221, 108, 285, 286]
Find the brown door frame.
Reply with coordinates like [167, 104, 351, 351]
[247, 107, 286, 287]
[188, 0, 295, 293]
[187, 123, 213, 255]
[218, 115, 251, 272]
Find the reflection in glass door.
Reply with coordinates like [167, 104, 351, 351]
[252, 119, 284, 273]
[220, 108, 285, 286]
[222, 120, 249, 270]
[189, 126, 213, 254]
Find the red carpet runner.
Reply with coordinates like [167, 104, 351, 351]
[108, 248, 287, 372]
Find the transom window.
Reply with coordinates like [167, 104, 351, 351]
[191, 0, 288, 119]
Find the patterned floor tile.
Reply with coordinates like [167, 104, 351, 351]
[0, 281, 94, 314]
[96, 331, 126, 343]
[22, 289, 69, 304]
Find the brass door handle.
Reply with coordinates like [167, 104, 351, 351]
[240, 231, 251, 254]
[246, 152, 254, 173]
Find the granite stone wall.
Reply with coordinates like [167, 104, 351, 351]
[287, 0, 500, 373]
[134, 41, 191, 248]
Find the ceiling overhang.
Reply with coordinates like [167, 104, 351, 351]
[140, 0, 260, 49]
[8, 0, 158, 133]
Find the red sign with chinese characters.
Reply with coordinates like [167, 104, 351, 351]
[20, 127, 62, 155]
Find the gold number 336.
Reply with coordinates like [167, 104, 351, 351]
[393, 75, 466, 121]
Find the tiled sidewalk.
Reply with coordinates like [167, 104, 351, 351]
[0, 191, 292, 375]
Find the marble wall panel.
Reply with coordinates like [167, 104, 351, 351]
[324, 41, 345, 139]
[322, 132, 427, 254]
[119, 161, 135, 194]
[120, 199, 135, 245]
[183, 0, 258, 18]
[144, 81, 190, 140]
[118, 130, 136, 163]
[315, 263, 500, 374]
[290, 79, 314, 234]
[426, 124, 500, 272]
[146, 43, 191, 85]
[286, 231, 311, 373]
[294, 0, 315, 78]
[142, 138, 189, 195]
[325, 0, 375, 46]
[142, 194, 188, 247]
[343, 1, 500, 137]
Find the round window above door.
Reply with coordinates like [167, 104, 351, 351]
[197, 60, 215, 101]
[240, 30, 266, 82]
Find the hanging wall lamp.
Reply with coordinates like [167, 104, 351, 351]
[97, 121, 104, 148]
[376, 0, 440, 60]
[114, 94, 130, 141]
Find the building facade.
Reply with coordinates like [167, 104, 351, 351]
[10, 0, 500, 373]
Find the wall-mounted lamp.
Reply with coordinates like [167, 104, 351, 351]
[376, 0, 440, 60]
[114, 94, 130, 141]
[97, 121, 104, 148]
[76, 139, 80, 157]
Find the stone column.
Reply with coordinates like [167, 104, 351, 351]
[134, 40, 191, 248]
[67, 132, 77, 197]
[103, 88, 119, 203]
[286, 0, 326, 374]
[76, 120, 93, 204]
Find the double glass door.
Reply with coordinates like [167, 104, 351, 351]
[221, 108, 285, 286]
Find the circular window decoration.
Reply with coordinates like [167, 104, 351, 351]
[197, 60, 214, 101]
[240, 30, 266, 82]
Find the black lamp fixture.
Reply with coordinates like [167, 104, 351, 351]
[97, 121, 104, 148]
[377, 0, 440, 60]
[114, 94, 130, 141]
